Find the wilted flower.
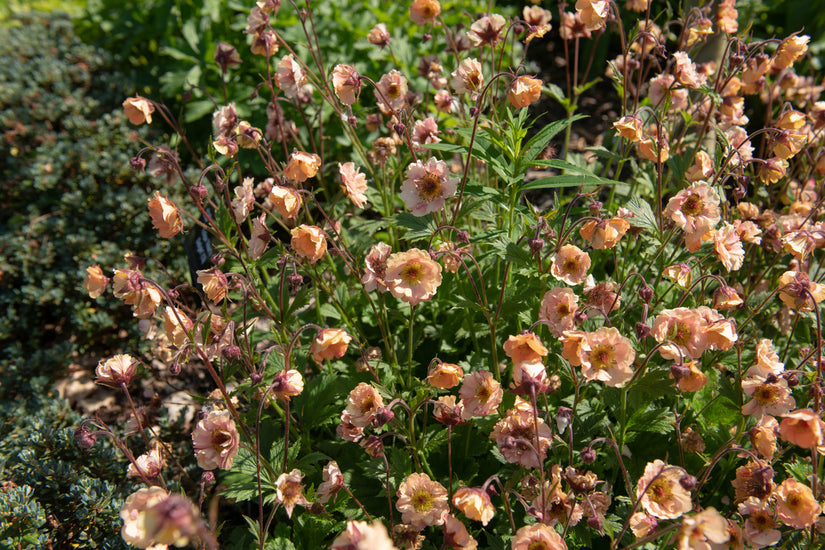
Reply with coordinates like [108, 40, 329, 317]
[508, 76, 543, 108]
[214, 41, 241, 70]
[249, 214, 270, 260]
[443, 514, 478, 549]
[400, 157, 458, 216]
[491, 408, 552, 468]
[123, 96, 154, 125]
[96, 354, 138, 387]
[277, 54, 307, 98]
[575, 0, 608, 31]
[459, 370, 502, 419]
[84, 264, 110, 299]
[717, 0, 738, 33]
[332, 64, 361, 105]
[197, 267, 229, 303]
[127, 448, 164, 480]
[231, 177, 255, 223]
[551, 245, 591, 285]
[451, 58, 484, 97]
[291, 225, 327, 264]
[315, 461, 345, 504]
[713, 223, 745, 272]
[673, 51, 707, 89]
[385, 248, 443, 306]
[396, 473, 449, 529]
[284, 150, 321, 182]
[636, 460, 692, 519]
[148, 192, 182, 238]
[362, 242, 392, 292]
[310, 328, 352, 361]
[411, 117, 441, 151]
[331, 520, 396, 550]
[375, 70, 408, 113]
[750, 415, 778, 460]
[275, 469, 311, 518]
[192, 409, 240, 470]
[367, 23, 391, 48]
[467, 14, 508, 47]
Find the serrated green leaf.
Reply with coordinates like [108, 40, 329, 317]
[624, 195, 658, 235]
[182, 19, 200, 53]
[522, 114, 587, 164]
[394, 211, 435, 241]
[521, 174, 609, 190]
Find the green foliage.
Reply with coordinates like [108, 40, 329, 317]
[0, 377, 129, 549]
[0, 13, 184, 377]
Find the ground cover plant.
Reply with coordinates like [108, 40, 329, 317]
[76, 0, 825, 548]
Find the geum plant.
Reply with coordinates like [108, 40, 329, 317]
[79, 0, 825, 548]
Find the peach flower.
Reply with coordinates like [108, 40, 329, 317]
[148, 192, 182, 238]
[96, 354, 138, 387]
[126, 448, 164, 480]
[749, 415, 778, 460]
[560, 330, 586, 366]
[276, 54, 307, 98]
[249, 214, 270, 260]
[775, 478, 820, 529]
[664, 183, 720, 251]
[396, 473, 449, 529]
[779, 409, 825, 449]
[508, 76, 543, 108]
[511, 523, 567, 550]
[613, 115, 644, 142]
[375, 70, 407, 113]
[362, 242, 391, 292]
[551, 245, 591, 285]
[339, 162, 368, 208]
[459, 370, 502, 419]
[315, 461, 345, 504]
[452, 487, 495, 525]
[579, 327, 636, 387]
[451, 58, 484, 96]
[427, 362, 463, 389]
[713, 223, 744, 272]
[778, 270, 825, 312]
[197, 267, 229, 303]
[291, 225, 326, 264]
[284, 150, 321, 182]
[332, 64, 361, 105]
[741, 375, 795, 417]
[491, 408, 552, 468]
[651, 307, 705, 361]
[123, 96, 154, 125]
[269, 185, 302, 221]
[192, 409, 240, 470]
[636, 460, 692, 520]
[275, 469, 311, 518]
[539, 287, 579, 337]
[400, 157, 458, 216]
[330, 520, 395, 550]
[272, 369, 304, 401]
[385, 248, 443, 306]
[772, 35, 809, 70]
[310, 328, 352, 361]
[739, 497, 780, 547]
[677, 508, 730, 550]
[675, 361, 707, 392]
[120, 487, 170, 548]
[84, 264, 110, 299]
[503, 333, 548, 365]
[409, 0, 441, 25]
[575, 0, 608, 31]
[345, 383, 384, 428]
[579, 218, 630, 249]
[443, 514, 477, 549]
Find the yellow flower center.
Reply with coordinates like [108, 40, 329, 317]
[590, 346, 614, 370]
[682, 193, 704, 216]
[528, 541, 550, 550]
[400, 262, 423, 284]
[648, 478, 672, 503]
[754, 384, 779, 405]
[417, 173, 443, 201]
[412, 489, 433, 512]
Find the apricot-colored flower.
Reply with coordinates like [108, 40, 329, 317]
[686, 151, 714, 182]
[385, 248, 443, 306]
[638, 135, 670, 163]
[551, 244, 591, 285]
[778, 270, 825, 312]
[579, 327, 636, 387]
[433, 395, 465, 426]
[636, 460, 692, 520]
[717, 0, 738, 34]
[560, 330, 586, 366]
[758, 157, 788, 184]
[120, 487, 170, 548]
[673, 51, 707, 89]
[459, 370, 502, 420]
[231, 177, 255, 223]
[713, 223, 744, 272]
[276, 54, 307, 98]
[629, 512, 658, 539]
[579, 217, 630, 249]
[775, 478, 820, 529]
[772, 35, 809, 70]
[663, 264, 693, 289]
[503, 333, 548, 365]
[652, 307, 705, 361]
[123, 96, 154, 125]
[192, 409, 240, 470]
[749, 415, 778, 460]
[84, 264, 109, 299]
[310, 328, 352, 362]
[409, 0, 441, 25]
[664, 183, 720, 249]
[272, 369, 304, 400]
[332, 64, 361, 105]
[291, 225, 326, 264]
[511, 523, 567, 550]
[148, 192, 182, 238]
[411, 117, 441, 151]
[491, 408, 552, 468]
[741, 375, 795, 417]
[367, 23, 391, 48]
[330, 520, 395, 550]
[396, 473, 449, 529]
[249, 214, 270, 260]
[675, 361, 707, 392]
[269, 185, 302, 221]
[677, 508, 730, 550]
[275, 469, 311, 518]
[375, 70, 407, 113]
[284, 150, 321, 182]
[96, 354, 138, 387]
[345, 382, 384, 428]
[539, 287, 579, 337]
[575, 0, 608, 31]
[739, 497, 780, 547]
[427, 362, 463, 389]
[779, 409, 825, 449]
[443, 514, 477, 550]
[451, 58, 484, 96]
[400, 157, 458, 216]
[126, 447, 164, 480]
[453, 487, 495, 525]
[315, 461, 345, 504]
[508, 75, 542, 108]
[197, 267, 229, 303]
[613, 115, 644, 142]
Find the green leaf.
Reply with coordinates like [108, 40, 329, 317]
[521, 174, 609, 190]
[182, 19, 200, 53]
[522, 114, 587, 164]
[393, 211, 435, 241]
[623, 195, 658, 235]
